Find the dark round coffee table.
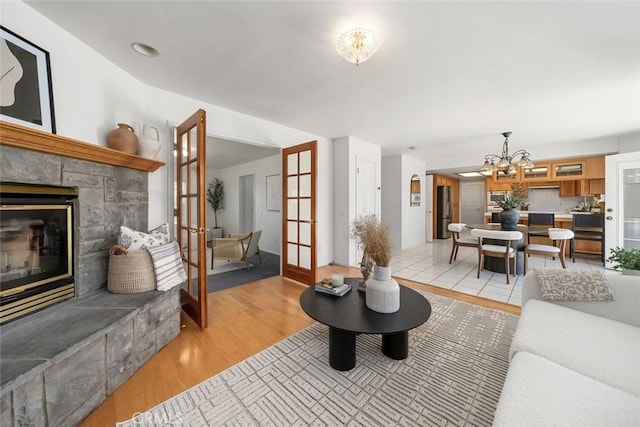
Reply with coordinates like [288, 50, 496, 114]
[300, 279, 431, 371]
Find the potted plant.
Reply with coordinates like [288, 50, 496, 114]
[497, 182, 528, 230]
[206, 178, 224, 238]
[350, 214, 398, 313]
[607, 247, 640, 275]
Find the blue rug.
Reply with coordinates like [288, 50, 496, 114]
[206, 252, 280, 293]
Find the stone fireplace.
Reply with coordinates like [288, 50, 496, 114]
[0, 122, 180, 426]
[1, 185, 77, 324]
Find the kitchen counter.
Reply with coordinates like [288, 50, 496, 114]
[483, 211, 604, 258]
[484, 211, 600, 219]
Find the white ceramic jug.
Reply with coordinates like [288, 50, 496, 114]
[137, 124, 161, 159]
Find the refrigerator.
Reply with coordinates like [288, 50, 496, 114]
[436, 185, 452, 239]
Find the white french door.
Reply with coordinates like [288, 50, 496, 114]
[604, 151, 640, 268]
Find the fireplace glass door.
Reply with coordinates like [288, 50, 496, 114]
[0, 204, 74, 323]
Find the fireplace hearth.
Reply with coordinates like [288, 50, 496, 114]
[1, 122, 177, 426]
[1, 184, 77, 324]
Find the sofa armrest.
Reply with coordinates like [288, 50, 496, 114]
[522, 271, 640, 327]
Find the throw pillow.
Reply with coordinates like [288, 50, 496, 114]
[118, 223, 170, 251]
[534, 268, 614, 301]
[146, 241, 187, 291]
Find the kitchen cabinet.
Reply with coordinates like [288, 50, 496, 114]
[559, 179, 605, 196]
[552, 160, 586, 180]
[589, 178, 605, 195]
[559, 181, 578, 196]
[521, 163, 552, 181]
[585, 156, 605, 179]
[492, 168, 521, 184]
[486, 178, 511, 191]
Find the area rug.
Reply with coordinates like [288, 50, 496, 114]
[119, 292, 518, 426]
[208, 259, 253, 275]
[207, 252, 280, 294]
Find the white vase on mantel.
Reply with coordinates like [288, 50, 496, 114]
[365, 265, 400, 313]
[137, 124, 161, 159]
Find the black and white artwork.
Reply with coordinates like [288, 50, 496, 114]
[0, 26, 55, 133]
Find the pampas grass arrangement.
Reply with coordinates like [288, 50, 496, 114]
[350, 214, 392, 267]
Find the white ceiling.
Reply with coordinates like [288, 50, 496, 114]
[26, 1, 640, 172]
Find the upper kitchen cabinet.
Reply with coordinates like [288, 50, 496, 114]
[551, 160, 586, 180]
[521, 163, 552, 181]
[585, 156, 605, 179]
[492, 168, 521, 184]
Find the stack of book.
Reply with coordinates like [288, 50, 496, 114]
[315, 282, 352, 296]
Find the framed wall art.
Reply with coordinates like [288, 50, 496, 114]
[0, 26, 56, 133]
[266, 174, 281, 211]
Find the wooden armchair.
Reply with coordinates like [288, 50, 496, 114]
[211, 230, 262, 270]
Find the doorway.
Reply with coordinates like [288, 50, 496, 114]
[239, 174, 254, 233]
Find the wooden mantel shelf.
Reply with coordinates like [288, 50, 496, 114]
[0, 121, 165, 172]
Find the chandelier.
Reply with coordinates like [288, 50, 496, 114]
[481, 132, 534, 175]
[336, 28, 380, 66]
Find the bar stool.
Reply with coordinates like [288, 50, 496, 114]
[526, 213, 555, 245]
[571, 214, 605, 263]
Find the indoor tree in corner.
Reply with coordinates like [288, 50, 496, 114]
[207, 178, 224, 238]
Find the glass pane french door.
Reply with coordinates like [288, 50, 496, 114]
[282, 141, 317, 284]
[176, 109, 208, 329]
[605, 152, 640, 268]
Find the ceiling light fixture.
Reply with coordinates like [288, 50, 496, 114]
[131, 42, 159, 57]
[481, 132, 534, 175]
[336, 28, 380, 66]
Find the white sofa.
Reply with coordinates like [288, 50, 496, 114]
[493, 271, 640, 426]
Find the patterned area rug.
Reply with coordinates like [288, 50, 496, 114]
[119, 292, 518, 426]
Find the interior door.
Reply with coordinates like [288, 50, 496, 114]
[461, 181, 485, 225]
[176, 109, 208, 329]
[605, 152, 640, 268]
[354, 158, 376, 265]
[282, 141, 317, 284]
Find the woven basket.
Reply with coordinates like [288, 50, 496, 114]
[107, 245, 156, 293]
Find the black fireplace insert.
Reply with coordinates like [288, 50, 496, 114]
[0, 184, 77, 324]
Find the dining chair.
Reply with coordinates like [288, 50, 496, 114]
[524, 228, 574, 273]
[447, 223, 477, 264]
[491, 212, 501, 223]
[470, 229, 523, 284]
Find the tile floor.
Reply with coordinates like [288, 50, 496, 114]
[390, 236, 614, 307]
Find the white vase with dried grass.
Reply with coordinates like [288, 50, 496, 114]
[351, 214, 399, 313]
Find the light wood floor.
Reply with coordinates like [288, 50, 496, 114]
[80, 265, 520, 426]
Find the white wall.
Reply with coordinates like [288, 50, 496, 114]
[619, 132, 640, 153]
[382, 154, 426, 251]
[332, 137, 381, 266]
[381, 156, 403, 251]
[3, 2, 333, 266]
[214, 155, 281, 254]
